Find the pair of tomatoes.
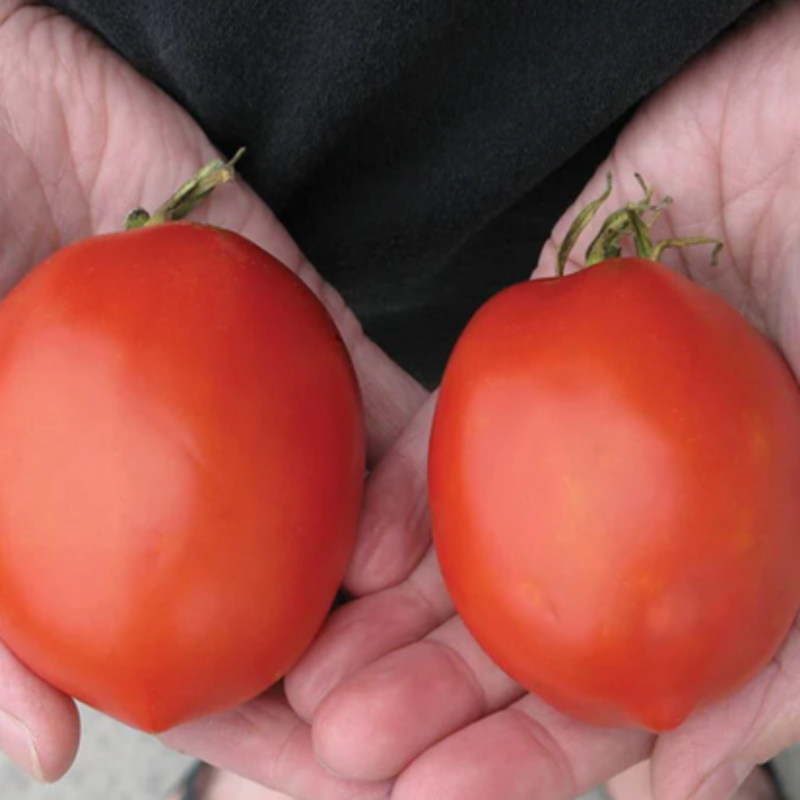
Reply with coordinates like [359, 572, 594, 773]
[0, 158, 798, 736]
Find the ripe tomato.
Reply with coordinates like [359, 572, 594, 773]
[429, 255, 800, 732]
[0, 221, 364, 732]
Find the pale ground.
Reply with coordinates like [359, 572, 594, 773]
[1, 705, 799, 800]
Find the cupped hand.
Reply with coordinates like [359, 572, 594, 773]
[0, 0, 426, 791]
[227, 3, 799, 799]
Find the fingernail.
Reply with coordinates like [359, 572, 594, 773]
[0, 708, 45, 782]
[689, 761, 752, 800]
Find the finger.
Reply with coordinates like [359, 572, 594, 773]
[286, 397, 446, 720]
[310, 615, 523, 782]
[161, 687, 388, 800]
[391, 693, 651, 800]
[349, 338, 429, 464]
[285, 547, 452, 722]
[0, 641, 80, 782]
[644, 621, 800, 800]
[605, 760, 655, 800]
[607, 760, 775, 800]
[345, 395, 436, 595]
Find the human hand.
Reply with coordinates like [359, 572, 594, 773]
[0, 0, 426, 790]
[177, 3, 800, 799]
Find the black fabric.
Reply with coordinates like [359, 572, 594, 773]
[46, 0, 758, 386]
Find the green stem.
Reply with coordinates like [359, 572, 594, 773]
[556, 172, 724, 273]
[585, 207, 634, 265]
[652, 237, 724, 266]
[556, 173, 613, 277]
[124, 148, 245, 231]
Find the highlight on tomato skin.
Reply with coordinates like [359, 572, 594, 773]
[0, 219, 366, 733]
[428, 177, 800, 732]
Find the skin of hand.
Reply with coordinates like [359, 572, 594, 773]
[164, 2, 800, 800]
[0, 0, 426, 792]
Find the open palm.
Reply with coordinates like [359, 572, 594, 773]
[163, 3, 800, 799]
[0, 0, 426, 790]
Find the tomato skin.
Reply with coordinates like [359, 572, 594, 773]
[429, 257, 800, 732]
[0, 222, 365, 733]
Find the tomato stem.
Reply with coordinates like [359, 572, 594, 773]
[556, 172, 723, 275]
[556, 173, 613, 276]
[651, 237, 724, 265]
[124, 148, 246, 230]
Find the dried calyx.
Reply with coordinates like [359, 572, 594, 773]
[556, 172, 723, 277]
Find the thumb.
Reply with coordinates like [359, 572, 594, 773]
[0, 641, 80, 782]
[606, 761, 657, 800]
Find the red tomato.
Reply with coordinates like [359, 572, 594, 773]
[0, 222, 364, 732]
[429, 257, 800, 731]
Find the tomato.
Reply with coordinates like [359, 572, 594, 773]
[0, 221, 365, 732]
[429, 252, 800, 731]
